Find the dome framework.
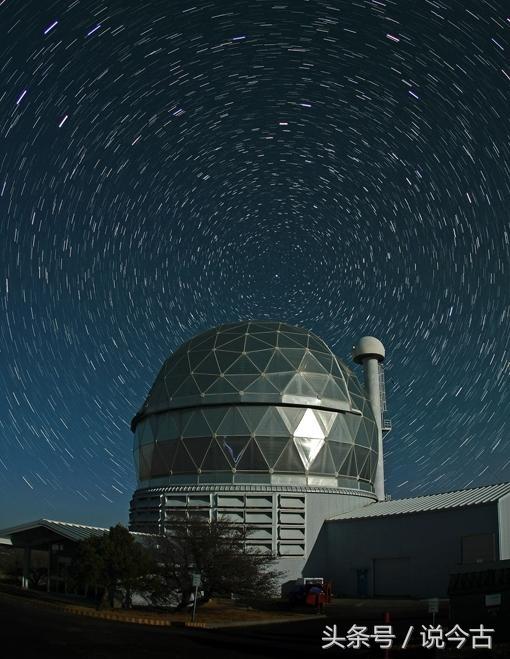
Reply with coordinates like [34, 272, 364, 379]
[132, 321, 378, 490]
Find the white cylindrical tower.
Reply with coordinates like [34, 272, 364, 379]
[352, 336, 386, 501]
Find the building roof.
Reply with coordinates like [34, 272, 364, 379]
[132, 320, 373, 428]
[330, 482, 510, 521]
[0, 519, 152, 542]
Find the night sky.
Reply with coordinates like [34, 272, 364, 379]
[1, 0, 509, 529]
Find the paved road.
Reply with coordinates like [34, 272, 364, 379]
[0, 592, 338, 659]
[0, 592, 502, 659]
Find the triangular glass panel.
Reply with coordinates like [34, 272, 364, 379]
[322, 378, 348, 401]
[308, 444, 336, 475]
[173, 376, 202, 398]
[254, 436, 289, 467]
[190, 373, 218, 394]
[307, 335, 331, 354]
[256, 407, 290, 435]
[172, 440, 198, 473]
[293, 409, 325, 439]
[344, 413, 362, 441]
[302, 373, 330, 397]
[246, 349, 273, 372]
[283, 374, 317, 398]
[164, 375, 186, 398]
[278, 406, 306, 433]
[279, 348, 306, 369]
[353, 446, 370, 477]
[277, 332, 307, 349]
[294, 436, 324, 469]
[217, 407, 251, 436]
[224, 355, 260, 375]
[311, 351, 334, 373]
[245, 334, 274, 350]
[281, 332, 307, 348]
[202, 440, 231, 471]
[365, 418, 378, 451]
[151, 440, 179, 476]
[274, 441, 304, 472]
[253, 330, 278, 346]
[220, 436, 250, 465]
[215, 350, 241, 373]
[265, 372, 295, 392]
[338, 447, 355, 476]
[224, 373, 261, 392]
[327, 413, 349, 443]
[202, 406, 229, 433]
[265, 351, 296, 373]
[355, 419, 370, 448]
[182, 410, 212, 438]
[139, 444, 154, 480]
[165, 355, 190, 377]
[244, 376, 280, 395]
[359, 451, 371, 481]
[193, 353, 220, 375]
[238, 405, 267, 429]
[348, 376, 365, 397]
[215, 331, 243, 348]
[314, 409, 336, 435]
[328, 442, 352, 472]
[236, 439, 269, 471]
[216, 336, 246, 353]
[157, 414, 180, 441]
[187, 349, 212, 371]
[203, 377, 238, 395]
[181, 437, 212, 468]
[299, 352, 329, 374]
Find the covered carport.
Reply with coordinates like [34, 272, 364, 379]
[0, 519, 113, 593]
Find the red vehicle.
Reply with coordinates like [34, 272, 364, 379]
[289, 578, 332, 612]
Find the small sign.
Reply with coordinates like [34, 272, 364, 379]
[192, 573, 201, 588]
[428, 598, 439, 613]
[485, 593, 501, 607]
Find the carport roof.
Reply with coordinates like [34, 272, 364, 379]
[0, 519, 153, 542]
[329, 482, 510, 521]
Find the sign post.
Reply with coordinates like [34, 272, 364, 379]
[191, 572, 201, 622]
[428, 598, 439, 625]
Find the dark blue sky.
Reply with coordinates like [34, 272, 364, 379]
[1, 0, 509, 528]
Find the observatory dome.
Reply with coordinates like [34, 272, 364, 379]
[132, 321, 378, 491]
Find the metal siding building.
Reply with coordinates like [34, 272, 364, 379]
[306, 484, 510, 597]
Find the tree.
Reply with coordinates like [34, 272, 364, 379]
[149, 516, 283, 609]
[71, 524, 154, 608]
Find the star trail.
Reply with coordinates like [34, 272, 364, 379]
[0, 0, 509, 527]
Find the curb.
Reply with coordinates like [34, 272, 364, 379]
[196, 614, 327, 629]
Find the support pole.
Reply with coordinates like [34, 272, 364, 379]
[22, 546, 31, 590]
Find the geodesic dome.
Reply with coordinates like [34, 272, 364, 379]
[132, 321, 378, 491]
